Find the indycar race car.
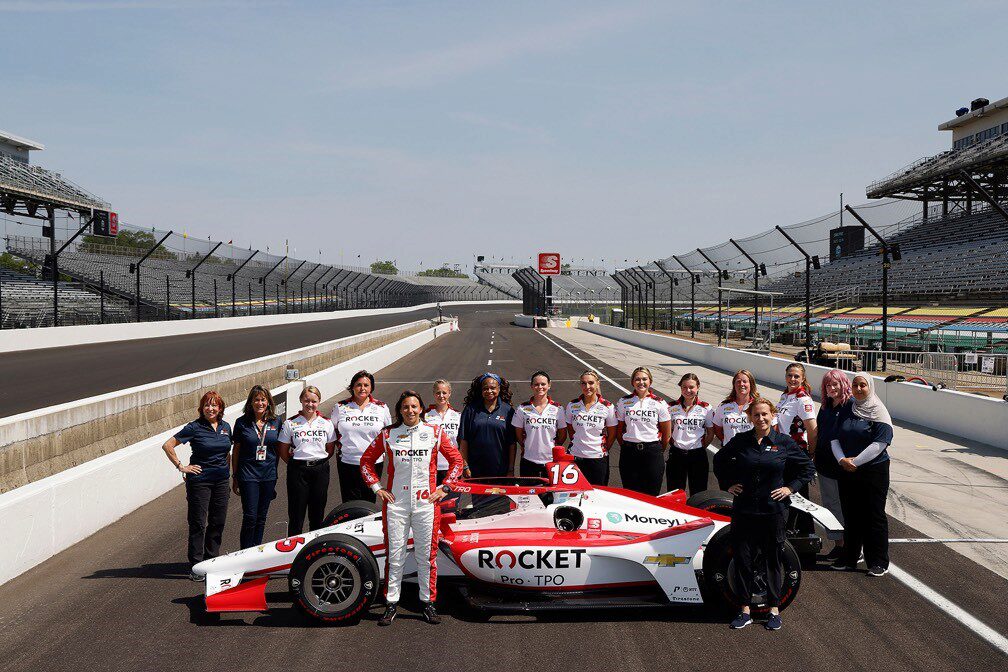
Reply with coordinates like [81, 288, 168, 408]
[192, 449, 840, 623]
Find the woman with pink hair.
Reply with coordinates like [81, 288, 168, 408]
[816, 369, 852, 562]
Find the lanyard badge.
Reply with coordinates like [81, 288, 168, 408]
[255, 420, 270, 461]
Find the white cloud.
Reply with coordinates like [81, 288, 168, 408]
[336, 4, 663, 90]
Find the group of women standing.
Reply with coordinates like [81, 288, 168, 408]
[162, 361, 895, 631]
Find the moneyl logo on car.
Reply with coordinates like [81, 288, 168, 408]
[607, 511, 686, 527]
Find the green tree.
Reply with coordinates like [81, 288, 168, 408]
[417, 267, 467, 278]
[0, 252, 34, 275]
[371, 260, 398, 275]
[80, 229, 177, 260]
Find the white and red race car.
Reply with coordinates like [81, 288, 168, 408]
[192, 449, 840, 623]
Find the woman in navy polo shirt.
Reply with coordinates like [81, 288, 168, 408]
[162, 390, 233, 576]
[231, 385, 282, 549]
[458, 373, 516, 479]
[830, 373, 894, 578]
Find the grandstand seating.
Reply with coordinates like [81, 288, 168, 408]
[764, 208, 1008, 301]
[0, 154, 107, 210]
[1, 235, 512, 327]
[0, 266, 131, 328]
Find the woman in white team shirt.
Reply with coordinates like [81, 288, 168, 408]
[565, 370, 617, 485]
[777, 362, 818, 536]
[512, 371, 567, 479]
[333, 370, 392, 504]
[712, 369, 766, 489]
[615, 366, 672, 496]
[277, 385, 337, 535]
[424, 379, 462, 485]
[666, 373, 714, 495]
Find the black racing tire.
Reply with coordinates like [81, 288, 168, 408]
[288, 533, 380, 624]
[686, 489, 735, 518]
[321, 500, 377, 529]
[701, 525, 802, 616]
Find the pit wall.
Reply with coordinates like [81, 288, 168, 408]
[0, 319, 458, 586]
[0, 320, 432, 493]
[577, 321, 1008, 451]
[0, 300, 516, 354]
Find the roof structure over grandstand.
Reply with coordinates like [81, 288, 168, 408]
[867, 95, 1008, 203]
[0, 131, 109, 215]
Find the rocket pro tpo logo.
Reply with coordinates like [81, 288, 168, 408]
[538, 252, 561, 276]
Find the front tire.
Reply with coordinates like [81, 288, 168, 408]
[321, 500, 377, 529]
[701, 526, 801, 616]
[289, 534, 380, 624]
[687, 489, 734, 517]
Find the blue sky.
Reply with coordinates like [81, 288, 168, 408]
[1, 1, 1002, 272]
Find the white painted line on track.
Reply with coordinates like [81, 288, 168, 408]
[890, 538, 1008, 544]
[535, 330, 630, 395]
[487, 359, 492, 366]
[537, 326, 1008, 657]
[888, 563, 1008, 655]
[489, 349, 493, 354]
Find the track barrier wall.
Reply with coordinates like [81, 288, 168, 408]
[0, 319, 458, 586]
[576, 321, 1008, 451]
[0, 300, 516, 354]
[0, 320, 431, 493]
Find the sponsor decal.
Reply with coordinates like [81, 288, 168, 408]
[219, 577, 232, 587]
[501, 574, 565, 586]
[275, 536, 305, 553]
[644, 554, 692, 567]
[587, 518, 601, 530]
[609, 512, 686, 527]
[477, 548, 587, 570]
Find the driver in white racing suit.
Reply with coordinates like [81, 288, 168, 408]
[361, 389, 463, 626]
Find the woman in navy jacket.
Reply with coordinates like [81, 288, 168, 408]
[830, 373, 894, 577]
[231, 385, 282, 549]
[713, 397, 815, 631]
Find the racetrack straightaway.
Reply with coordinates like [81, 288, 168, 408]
[0, 309, 1004, 672]
[0, 303, 511, 417]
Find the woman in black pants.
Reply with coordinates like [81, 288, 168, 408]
[278, 385, 336, 535]
[713, 397, 814, 631]
[666, 373, 713, 495]
[162, 390, 233, 579]
[615, 367, 672, 496]
[830, 373, 893, 578]
[333, 370, 392, 503]
[231, 385, 282, 548]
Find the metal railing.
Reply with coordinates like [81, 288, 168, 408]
[828, 348, 1008, 397]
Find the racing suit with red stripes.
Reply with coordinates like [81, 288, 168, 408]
[360, 421, 463, 603]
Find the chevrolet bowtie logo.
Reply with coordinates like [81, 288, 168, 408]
[644, 554, 691, 567]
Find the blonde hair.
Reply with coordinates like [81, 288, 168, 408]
[580, 370, 603, 395]
[300, 385, 322, 402]
[432, 379, 452, 391]
[723, 369, 759, 405]
[746, 397, 777, 417]
[630, 366, 653, 386]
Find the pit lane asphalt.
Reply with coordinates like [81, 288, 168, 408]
[0, 309, 1003, 672]
[0, 303, 513, 417]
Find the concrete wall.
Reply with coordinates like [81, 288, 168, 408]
[0, 321, 429, 492]
[578, 321, 1008, 450]
[0, 300, 517, 354]
[0, 319, 458, 586]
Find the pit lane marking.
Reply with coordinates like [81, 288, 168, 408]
[890, 538, 1008, 543]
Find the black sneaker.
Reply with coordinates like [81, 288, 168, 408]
[189, 570, 202, 582]
[421, 602, 441, 625]
[867, 565, 889, 577]
[831, 556, 857, 571]
[378, 603, 397, 626]
[764, 613, 782, 631]
[730, 612, 753, 629]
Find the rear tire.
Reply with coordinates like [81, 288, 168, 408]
[686, 489, 734, 517]
[321, 500, 377, 529]
[289, 534, 380, 624]
[701, 525, 801, 616]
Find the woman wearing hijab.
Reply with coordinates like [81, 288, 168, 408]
[830, 373, 893, 577]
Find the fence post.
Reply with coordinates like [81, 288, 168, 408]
[100, 269, 105, 324]
[214, 278, 218, 318]
[165, 275, 170, 320]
